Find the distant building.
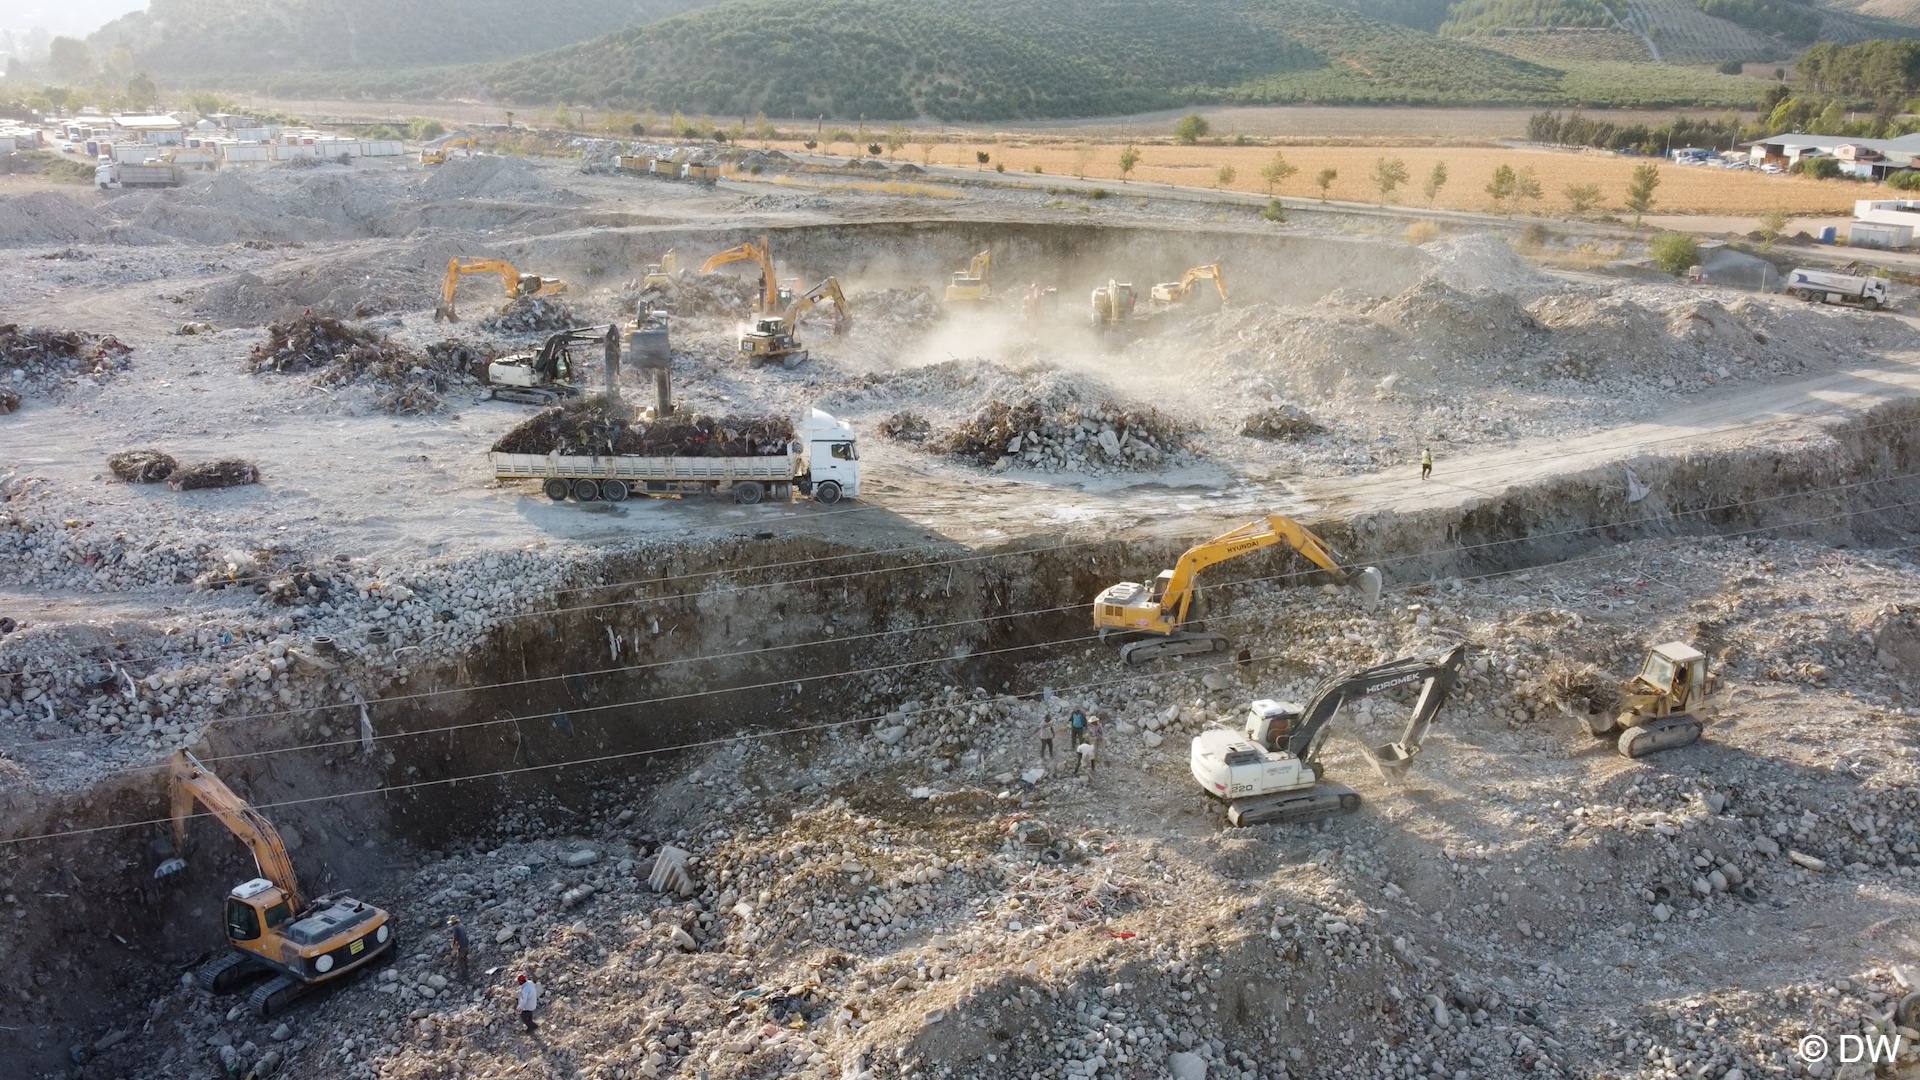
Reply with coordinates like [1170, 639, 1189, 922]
[110, 114, 185, 146]
[1851, 199, 1920, 248]
[1748, 132, 1920, 179]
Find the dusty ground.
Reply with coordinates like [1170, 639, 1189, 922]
[3, 148, 1920, 1080]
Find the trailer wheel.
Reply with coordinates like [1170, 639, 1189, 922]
[814, 480, 842, 505]
[600, 479, 629, 502]
[543, 478, 570, 502]
[732, 481, 764, 505]
[572, 479, 601, 501]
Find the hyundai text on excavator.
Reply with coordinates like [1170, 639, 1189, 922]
[1150, 263, 1228, 305]
[739, 277, 850, 368]
[1093, 514, 1382, 665]
[700, 236, 789, 313]
[433, 256, 567, 322]
[160, 751, 394, 1016]
[945, 249, 993, 304]
[1192, 645, 1468, 825]
[487, 325, 621, 404]
[1586, 641, 1719, 758]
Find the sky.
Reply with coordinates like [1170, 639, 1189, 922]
[0, 0, 146, 38]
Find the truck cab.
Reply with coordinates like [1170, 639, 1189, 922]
[799, 409, 859, 504]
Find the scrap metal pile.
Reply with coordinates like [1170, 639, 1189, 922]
[491, 395, 793, 457]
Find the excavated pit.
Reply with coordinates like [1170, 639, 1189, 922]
[6, 398, 1920, 1068]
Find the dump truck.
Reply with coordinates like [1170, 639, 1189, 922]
[1786, 267, 1888, 310]
[96, 160, 182, 189]
[492, 408, 860, 505]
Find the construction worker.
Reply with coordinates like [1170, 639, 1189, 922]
[1068, 708, 1087, 742]
[1039, 715, 1056, 760]
[1076, 737, 1097, 777]
[516, 973, 541, 1033]
[1420, 447, 1433, 481]
[446, 915, 470, 983]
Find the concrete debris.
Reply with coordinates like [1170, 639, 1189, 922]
[480, 296, 579, 335]
[0, 324, 132, 402]
[1240, 405, 1328, 440]
[934, 398, 1191, 473]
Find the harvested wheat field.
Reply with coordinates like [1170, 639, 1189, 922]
[785, 141, 1863, 216]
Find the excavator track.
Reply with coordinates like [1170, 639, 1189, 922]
[1617, 714, 1703, 758]
[197, 950, 269, 993]
[487, 387, 564, 406]
[247, 974, 307, 1019]
[1227, 783, 1361, 827]
[1118, 632, 1227, 666]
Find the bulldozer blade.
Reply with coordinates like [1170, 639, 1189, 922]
[1353, 566, 1383, 612]
[1366, 740, 1421, 781]
[154, 856, 186, 880]
[1617, 714, 1702, 758]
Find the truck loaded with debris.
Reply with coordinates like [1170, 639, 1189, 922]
[1785, 267, 1888, 309]
[490, 397, 860, 504]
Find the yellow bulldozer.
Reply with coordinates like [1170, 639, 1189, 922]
[1150, 263, 1228, 304]
[433, 256, 567, 322]
[945, 249, 993, 304]
[739, 277, 851, 368]
[1093, 514, 1382, 665]
[1587, 641, 1718, 758]
[157, 752, 395, 1017]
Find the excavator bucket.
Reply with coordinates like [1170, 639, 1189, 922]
[154, 856, 187, 880]
[1353, 566, 1383, 612]
[1365, 741, 1420, 781]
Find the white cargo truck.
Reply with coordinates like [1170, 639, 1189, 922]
[96, 160, 183, 189]
[491, 409, 860, 505]
[1786, 267, 1888, 309]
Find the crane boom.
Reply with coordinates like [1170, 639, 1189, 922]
[169, 751, 302, 910]
[699, 237, 781, 312]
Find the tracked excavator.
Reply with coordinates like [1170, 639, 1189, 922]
[433, 256, 567, 322]
[1192, 645, 1469, 825]
[487, 325, 620, 404]
[1586, 641, 1718, 758]
[1090, 280, 1136, 330]
[700, 237, 790, 313]
[158, 751, 395, 1017]
[945, 249, 993, 304]
[1150, 263, 1228, 304]
[421, 136, 476, 165]
[1094, 514, 1382, 665]
[642, 249, 681, 291]
[739, 277, 850, 368]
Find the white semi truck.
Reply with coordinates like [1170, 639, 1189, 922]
[1786, 267, 1888, 310]
[491, 409, 860, 505]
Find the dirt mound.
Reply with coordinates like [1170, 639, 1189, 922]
[0, 324, 133, 400]
[1420, 233, 1554, 294]
[0, 191, 104, 247]
[418, 155, 576, 203]
[491, 395, 794, 457]
[481, 296, 581, 334]
[107, 449, 177, 483]
[1371, 277, 1542, 358]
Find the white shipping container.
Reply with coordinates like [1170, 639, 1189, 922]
[221, 144, 271, 162]
[0, 137, 15, 154]
[365, 140, 403, 156]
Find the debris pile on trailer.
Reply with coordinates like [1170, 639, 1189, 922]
[491, 395, 793, 457]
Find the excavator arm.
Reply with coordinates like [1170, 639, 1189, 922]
[436, 257, 561, 322]
[784, 277, 851, 336]
[1162, 514, 1374, 627]
[966, 249, 990, 282]
[168, 751, 303, 910]
[1281, 644, 1469, 765]
[699, 237, 780, 312]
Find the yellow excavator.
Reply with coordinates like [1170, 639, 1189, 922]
[945, 249, 992, 304]
[421, 136, 476, 165]
[739, 277, 850, 368]
[1094, 514, 1382, 665]
[1150, 263, 1228, 304]
[700, 236, 790, 313]
[1090, 279, 1136, 330]
[642, 249, 680, 291]
[433, 256, 567, 322]
[157, 752, 395, 1017]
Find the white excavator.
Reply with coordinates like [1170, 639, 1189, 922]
[1093, 514, 1382, 665]
[1192, 645, 1469, 825]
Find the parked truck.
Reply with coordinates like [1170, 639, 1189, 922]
[1786, 267, 1888, 310]
[491, 408, 860, 505]
[96, 160, 183, 189]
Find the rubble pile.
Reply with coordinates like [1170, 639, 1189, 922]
[0, 323, 133, 400]
[247, 313, 417, 383]
[667, 273, 762, 318]
[168, 459, 259, 491]
[491, 395, 794, 457]
[934, 399, 1193, 473]
[106, 449, 178, 484]
[1239, 405, 1327, 441]
[849, 287, 939, 334]
[481, 295, 582, 334]
[877, 410, 933, 443]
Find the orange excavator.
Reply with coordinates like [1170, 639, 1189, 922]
[699, 236, 790, 313]
[433, 256, 567, 322]
[158, 751, 395, 1016]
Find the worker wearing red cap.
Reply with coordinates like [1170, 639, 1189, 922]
[516, 973, 540, 1033]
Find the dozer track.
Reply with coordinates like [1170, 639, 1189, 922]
[1118, 631, 1227, 666]
[197, 950, 269, 993]
[1617, 714, 1703, 758]
[1226, 783, 1361, 827]
[247, 974, 306, 1018]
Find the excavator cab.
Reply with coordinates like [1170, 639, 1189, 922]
[226, 878, 294, 944]
[1245, 699, 1302, 748]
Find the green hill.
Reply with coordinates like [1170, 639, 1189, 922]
[265, 0, 1599, 117]
[87, 0, 718, 75]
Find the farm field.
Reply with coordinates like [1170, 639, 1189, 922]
[812, 140, 1871, 215]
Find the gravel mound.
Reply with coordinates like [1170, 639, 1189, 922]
[419, 155, 578, 203]
[0, 192, 104, 247]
